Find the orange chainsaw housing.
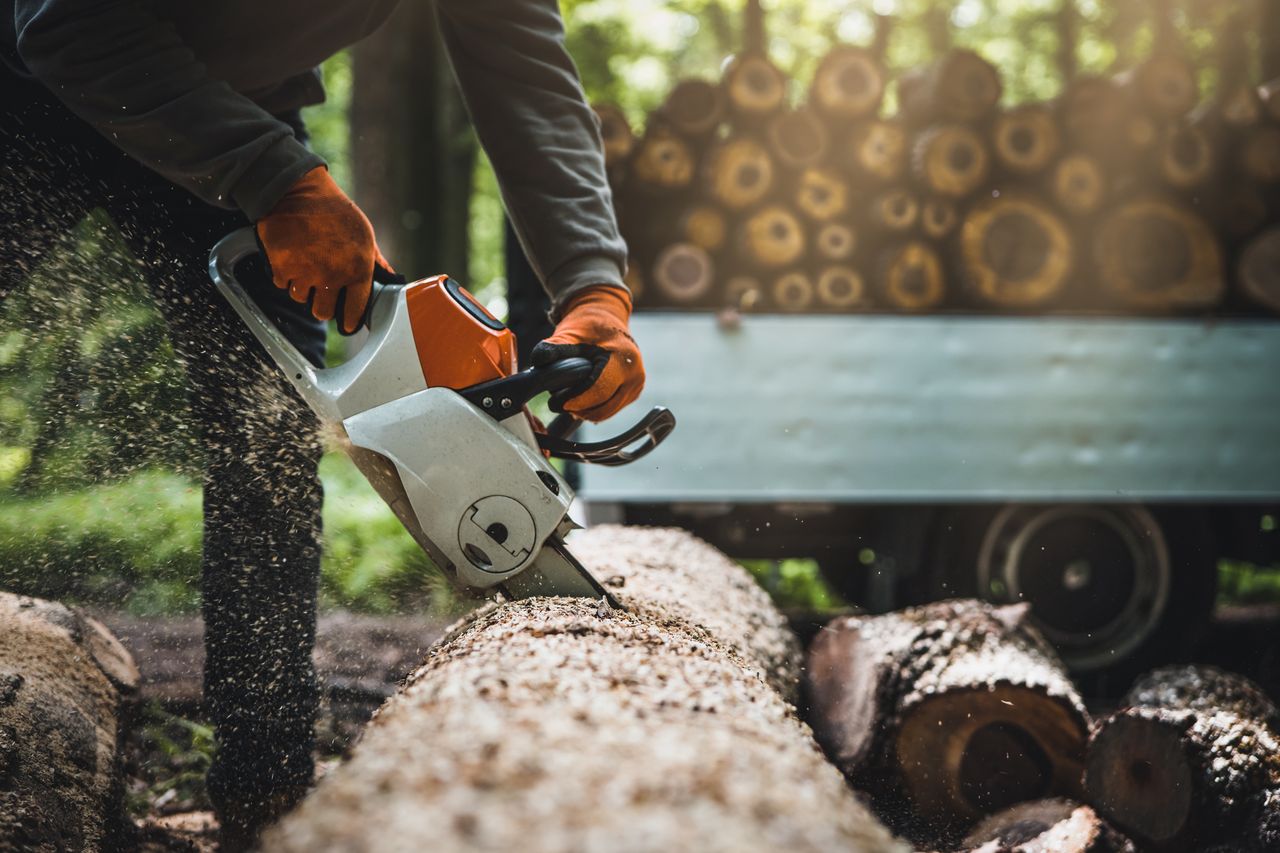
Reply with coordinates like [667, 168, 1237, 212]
[404, 275, 517, 389]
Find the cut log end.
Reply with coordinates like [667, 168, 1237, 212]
[1240, 226, 1280, 315]
[811, 46, 885, 122]
[680, 205, 728, 252]
[960, 195, 1073, 308]
[914, 124, 990, 197]
[921, 197, 959, 240]
[724, 53, 787, 121]
[1159, 125, 1214, 189]
[1052, 154, 1106, 216]
[849, 119, 908, 182]
[1124, 54, 1199, 120]
[652, 243, 715, 305]
[772, 270, 815, 312]
[1086, 714, 1196, 846]
[814, 222, 858, 261]
[879, 241, 946, 311]
[993, 106, 1061, 175]
[706, 137, 775, 210]
[661, 78, 727, 137]
[816, 265, 865, 310]
[794, 167, 849, 222]
[767, 108, 830, 170]
[631, 127, 696, 190]
[741, 206, 806, 269]
[873, 189, 920, 233]
[1094, 199, 1224, 310]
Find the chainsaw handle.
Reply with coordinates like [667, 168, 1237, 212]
[457, 357, 594, 418]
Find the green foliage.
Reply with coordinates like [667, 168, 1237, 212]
[126, 702, 215, 817]
[740, 557, 843, 611]
[1218, 560, 1280, 606]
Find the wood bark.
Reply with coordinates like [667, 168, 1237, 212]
[351, 5, 475, 283]
[0, 592, 139, 851]
[263, 526, 907, 853]
[806, 600, 1091, 843]
[959, 799, 1134, 853]
[1085, 665, 1280, 852]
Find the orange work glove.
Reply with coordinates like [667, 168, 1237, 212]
[530, 286, 645, 422]
[256, 166, 394, 334]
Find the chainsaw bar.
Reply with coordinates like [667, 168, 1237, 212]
[500, 535, 623, 610]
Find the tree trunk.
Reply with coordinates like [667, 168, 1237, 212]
[351, 4, 475, 284]
[1085, 665, 1280, 852]
[959, 799, 1134, 853]
[263, 527, 906, 853]
[806, 600, 1091, 844]
[0, 592, 139, 851]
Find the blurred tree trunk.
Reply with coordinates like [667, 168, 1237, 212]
[350, 5, 475, 284]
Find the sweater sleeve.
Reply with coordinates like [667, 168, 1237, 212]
[13, 0, 322, 220]
[434, 0, 628, 317]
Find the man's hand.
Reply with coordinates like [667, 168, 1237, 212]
[530, 286, 644, 422]
[256, 166, 393, 334]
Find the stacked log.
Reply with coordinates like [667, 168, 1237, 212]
[958, 799, 1134, 852]
[1085, 665, 1280, 852]
[263, 527, 907, 852]
[805, 599, 1091, 844]
[0, 592, 139, 850]
[602, 18, 1280, 318]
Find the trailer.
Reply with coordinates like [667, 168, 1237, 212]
[577, 312, 1280, 675]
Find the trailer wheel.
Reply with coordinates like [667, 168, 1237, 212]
[972, 504, 1215, 675]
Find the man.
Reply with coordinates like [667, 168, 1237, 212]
[1, 0, 643, 846]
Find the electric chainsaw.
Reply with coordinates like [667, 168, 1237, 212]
[209, 228, 674, 608]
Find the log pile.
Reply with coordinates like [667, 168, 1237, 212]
[601, 13, 1280, 317]
[1085, 664, 1280, 852]
[262, 526, 908, 852]
[0, 592, 139, 850]
[805, 600, 1092, 844]
[956, 798, 1134, 852]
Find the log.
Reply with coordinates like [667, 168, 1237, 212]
[960, 799, 1135, 853]
[1239, 225, 1280, 314]
[740, 205, 806, 269]
[809, 45, 886, 124]
[263, 526, 907, 853]
[958, 193, 1074, 309]
[1051, 154, 1107, 217]
[1157, 124, 1214, 189]
[847, 119, 909, 183]
[766, 107, 831, 171]
[1092, 197, 1225, 310]
[806, 600, 1090, 840]
[876, 240, 946, 312]
[794, 166, 849, 222]
[814, 222, 858, 262]
[871, 189, 920, 235]
[1085, 665, 1280, 851]
[1116, 54, 1199, 121]
[771, 269, 816, 312]
[920, 197, 959, 241]
[630, 125, 697, 192]
[898, 49, 1003, 125]
[992, 105, 1061, 176]
[659, 78, 727, 138]
[651, 242, 716, 306]
[593, 104, 635, 174]
[1058, 76, 1130, 152]
[0, 592, 139, 850]
[722, 53, 788, 125]
[815, 264, 866, 310]
[1218, 185, 1270, 243]
[1240, 125, 1280, 183]
[679, 204, 729, 252]
[913, 124, 991, 198]
[704, 136, 775, 211]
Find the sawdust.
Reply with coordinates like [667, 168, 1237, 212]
[263, 526, 904, 853]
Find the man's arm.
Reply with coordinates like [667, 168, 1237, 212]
[13, 0, 321, 220]
[434, 0, 628, 319]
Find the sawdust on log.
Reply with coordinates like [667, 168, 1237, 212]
[263, 526, 903, 853]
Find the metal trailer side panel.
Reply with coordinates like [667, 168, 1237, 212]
[576, 314, 1280, 503]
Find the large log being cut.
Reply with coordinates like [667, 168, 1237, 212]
[264, 527, 907, 853]
[958, 799, 1134, 853]
[0, 592, 139, 850]
[806, 600, 1091, 842]
[1085, 665, 1280, 852]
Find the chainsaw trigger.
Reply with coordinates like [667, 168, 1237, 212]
[536, 407, 676, 467]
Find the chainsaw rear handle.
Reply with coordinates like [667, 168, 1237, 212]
[456, 358, 594, 417]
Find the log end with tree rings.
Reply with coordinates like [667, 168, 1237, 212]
[660, 78, 727, 138]
[766, 107, 830, 170]
[814, 222, 858, 262]
[1094, 198, 1225, 310]
[815, 265, 865, 310]
[993, 105, 1061, 175]
[810, 45, 885, 122]
[680, 204, 728, 252]
[902, 49, 1003, 125]
[794, 166, 849, 222]
[872, 188, 920, 234]
[959, 194, 1073, 308]
[1241, 125, 1280, 183]
[1124, 53, 1199, 120]
[741, 205, 806, 269]
[652, 242, 715, 306]
[1239, 225, 1280, 315]
[724, 275, 764, 312]
[631, 126, 696, 191]
[1052, 154, 1106, 217]
[593, 103, 635, 171]
[723, 53, 787, 123]
[705, 136, 775, 211]
[849, 119, 908, 182]
[771, 270, 815, 312]
[914, 124, 990, 198]
[921, 196, 959, 240]
[1159, 124, 1214, 189]
[878, 240, 946, 311]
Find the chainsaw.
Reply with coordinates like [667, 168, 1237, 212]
[209, 228, 674, 608]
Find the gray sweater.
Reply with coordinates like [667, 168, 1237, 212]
[3, 0, 625, 309]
